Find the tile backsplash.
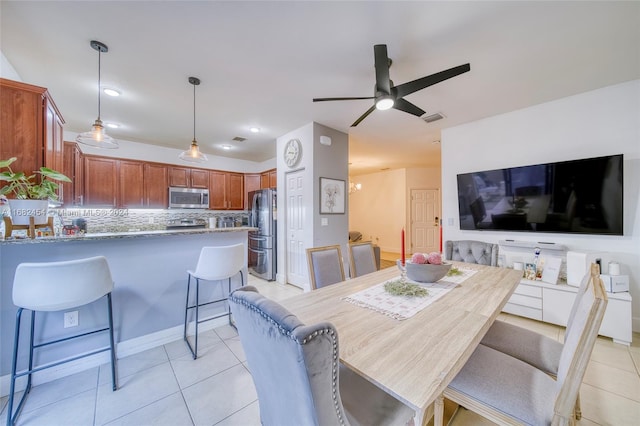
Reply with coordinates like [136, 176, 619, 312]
[50, 208, 249, 234]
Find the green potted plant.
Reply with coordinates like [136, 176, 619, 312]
[0, 157, 71, 225]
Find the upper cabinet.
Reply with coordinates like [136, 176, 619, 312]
[210, 171, 244, 210]
[144, 163, 168, 207]
[0, 78, 65, 200]
[83, 156, 118, 207]
[62, 142, 84, 206]
[260, 169, 277, 189]
[168, 166, 208, 188]
[244, 174, 261, 208]
[119, 160, 145, 208]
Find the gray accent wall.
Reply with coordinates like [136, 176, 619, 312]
[276, 122, 348, 289]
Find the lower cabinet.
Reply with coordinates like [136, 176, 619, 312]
[504, 278, 632, 345]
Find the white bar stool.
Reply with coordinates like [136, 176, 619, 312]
[6, 256, 118, 426]
[183, 244, 245, 359]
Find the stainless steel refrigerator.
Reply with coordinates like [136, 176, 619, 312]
[248, 188, 276, 281]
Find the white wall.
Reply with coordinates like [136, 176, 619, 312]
[64, 131, 275, 173]
[0, 51, 21, 81]
[349, 169, 406, 253]
[349, 167, 441, 253]
[442, 80, 640, 331]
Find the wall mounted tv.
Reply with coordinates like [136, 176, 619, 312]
[456, 154, 623, 235]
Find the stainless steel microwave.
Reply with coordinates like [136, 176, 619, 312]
[168, 187, 209, 209]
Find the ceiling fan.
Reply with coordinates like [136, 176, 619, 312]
[313, 44, 470, 127]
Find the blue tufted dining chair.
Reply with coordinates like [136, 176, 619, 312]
[445, 240, 498, 266]
[229, 286, 415, 426]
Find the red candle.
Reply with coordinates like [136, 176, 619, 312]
[401, 228, 405, 266]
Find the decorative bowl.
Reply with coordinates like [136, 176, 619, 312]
[397, 260, 452, 283]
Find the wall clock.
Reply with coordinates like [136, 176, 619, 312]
[284, 138, 302, 168]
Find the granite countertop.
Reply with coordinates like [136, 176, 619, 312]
[0, 226, 258, 245]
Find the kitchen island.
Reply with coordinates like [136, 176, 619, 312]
[0, 227, 256, 392]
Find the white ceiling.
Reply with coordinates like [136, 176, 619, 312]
[1, 1, 639, 176]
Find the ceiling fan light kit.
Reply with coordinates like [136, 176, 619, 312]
[313, 44, 470, 127]
[179, 76, 208, 163]
[76, 40, 119, 149]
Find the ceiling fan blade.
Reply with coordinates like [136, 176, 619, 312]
[351, 105, 376, 127]
[374, 44, 391, 94]
[313, 96, 375, 102]
[393, 98, 426, 117]
[395, 63, 471, 98]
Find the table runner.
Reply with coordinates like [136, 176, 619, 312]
[343, 267, 477, 320]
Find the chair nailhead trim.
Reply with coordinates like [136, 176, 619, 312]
[229, 294, 346, 425]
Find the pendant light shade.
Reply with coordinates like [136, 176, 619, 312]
[179, 77, 208, 163]
[76, 40, 118, 149]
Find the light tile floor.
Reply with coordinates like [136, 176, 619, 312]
[1, 274, 639, 425]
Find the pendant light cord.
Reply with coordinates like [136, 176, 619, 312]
[97, 48, 102, 121]
[193, 81, 196, 142]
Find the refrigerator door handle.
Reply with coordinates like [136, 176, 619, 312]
[251, 192, 260, 228]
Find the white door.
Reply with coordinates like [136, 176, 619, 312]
[411, 189, 440, 254]
[286, 169, 307, 288]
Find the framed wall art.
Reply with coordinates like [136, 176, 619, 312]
[319, 177, 345, 214]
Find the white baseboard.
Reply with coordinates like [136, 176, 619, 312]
[0, 316, 228, 397]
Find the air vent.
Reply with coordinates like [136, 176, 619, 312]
[422, 112, 445, 123]
[232, 136, 246, 142]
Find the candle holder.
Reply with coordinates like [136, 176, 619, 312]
[397, 260, 408, 282]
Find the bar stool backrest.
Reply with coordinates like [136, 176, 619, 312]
[13, 256, 114, 312]
[190, 244, 245, 281]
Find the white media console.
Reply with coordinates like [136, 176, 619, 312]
[499, 240, 632, 346]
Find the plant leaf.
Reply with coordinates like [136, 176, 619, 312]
[39, 167, 71, 182]
[0, 157, 17, 168]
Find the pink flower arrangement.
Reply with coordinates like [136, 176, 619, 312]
[410, 252, 442, 265]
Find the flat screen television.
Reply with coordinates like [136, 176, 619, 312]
[456, 154, 623, 235]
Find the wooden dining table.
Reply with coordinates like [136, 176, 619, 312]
[279, 262, 523, 425]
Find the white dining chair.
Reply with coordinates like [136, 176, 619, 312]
[480, 269, 592, 419]
[229, 286, 415, 426]
[434, 263, 607, 426]
[7, 256, 118, 426]
[348, 241, 378, 278]
[306, 245, 345, 289]
[183, 244, 245, 359]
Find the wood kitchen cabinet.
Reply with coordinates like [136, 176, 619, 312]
[83, 156, 118, 207]
[260, 169, 277, 189]
[0, 78, 65, 200]
[244, 174, 261, 208]
[144, 163, 168, 207]
[210, 171, 244, 210]
[62, 142, 84, 206]
[119, 160, 145, 208]
[168, 166, 208, 188]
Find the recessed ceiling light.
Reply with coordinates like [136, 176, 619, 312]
[221, 144, 232, 150]
[105, 123, 120, 129]
[249, 126, 260, 133]
[103, 88, 121, 97]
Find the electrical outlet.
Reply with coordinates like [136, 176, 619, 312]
[64, 311, 78, 328]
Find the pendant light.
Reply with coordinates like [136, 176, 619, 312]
[76, 40, 118, 149]
[179, 77, 208, 163]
